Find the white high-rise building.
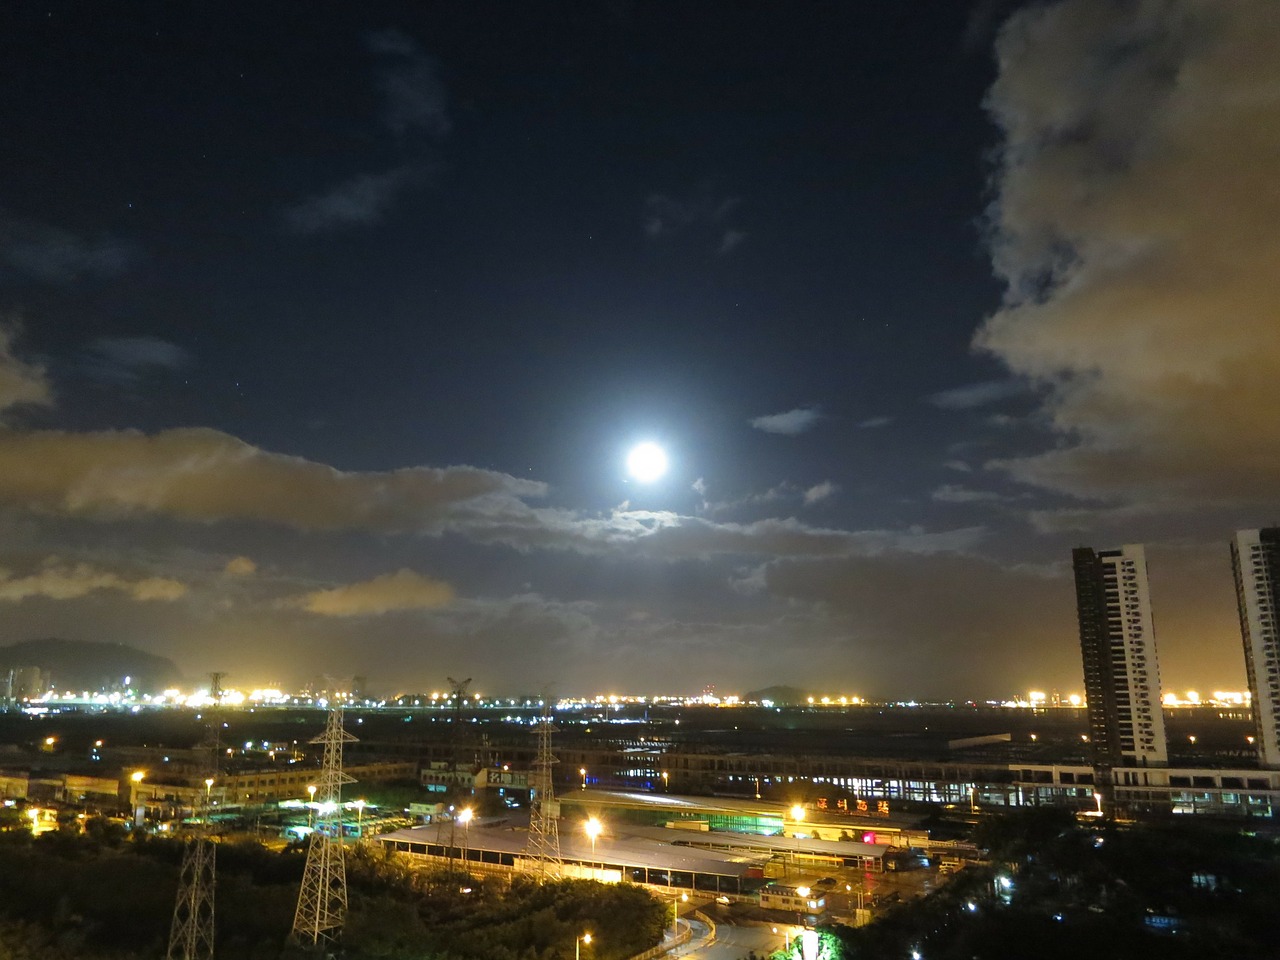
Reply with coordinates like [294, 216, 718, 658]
[1073, 544, 1168, 767]
[1231, 529, 1280, 769]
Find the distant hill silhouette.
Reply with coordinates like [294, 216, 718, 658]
[0, 639, 182, 694]
[744, 684, 811, 705]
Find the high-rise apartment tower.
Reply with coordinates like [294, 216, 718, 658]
[1073, 544, 1168, 767]
[1231, 528, 1280, 768]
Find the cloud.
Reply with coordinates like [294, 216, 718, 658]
[365, 29, 450, 136]
[759, 552, 1079, 696]
[802, 481, 838, 506]
[224, 556, 257, 577]
[931, 484, 1004, 504]
[0, 426, 544, 532]
[977, 0, 1280, 508]
[294, 568, 454, 617]
[0, 325, 51, 415]
[718, 229, 746, 255]
[943, 460, 972, 472]
[644, 191, 741, 246]
[83, 336, 190, 383]
[927, 378, 1025, 410]
[0, 562, 185, 603]
[284, 166, 422, 234]
[857, 416, 893, 429]
[0, 211, 133, 282]
[749, 407, 821, 435]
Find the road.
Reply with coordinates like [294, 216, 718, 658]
[675, 920, 790, 960]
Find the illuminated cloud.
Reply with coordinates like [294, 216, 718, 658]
[0, 562, 185, 603]
[802, 481, 838, 506]
[454, 505, 986, 560]
[0, 325, 51, 415]
[978, 0, 1280, 508]
[223, 556, 257, 576]
[295, 568, 455, 617]
[0, 426, 545, 532]
[749, 406, 821, 435]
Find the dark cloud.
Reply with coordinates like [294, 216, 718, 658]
[0, 324, 51, 415]
[0, 212, 134, 283]
[365, 28, 451, 136]
[927, 378, 1025, 410]
[83, 336, 190, 384]
[644, 191, 741, 247]
[284, 166, 424, 234]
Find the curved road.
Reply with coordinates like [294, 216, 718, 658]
[675, 920, 790, 960]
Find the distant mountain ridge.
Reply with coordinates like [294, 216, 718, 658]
[0, 638, 182, 694]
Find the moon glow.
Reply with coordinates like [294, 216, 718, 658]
[626, 442, 669, 482]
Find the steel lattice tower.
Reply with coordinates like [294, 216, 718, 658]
[166, 831, 216, 960]
[290, 706, 358, 952]
[166, 674, 224, 960]
[525, 699, 562, 878]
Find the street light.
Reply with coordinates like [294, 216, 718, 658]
[671, 890, 688, 935]
[576, 933, 592, 960]
[459, 807, 473, 861]
[130, 771, 147, 829]
[580, 767, 587, 790]
[354, 798, 366, 837]
[585, 817, 602, 868]
[204, 778, 215, 825]
[662, 770, 669, 792]
[307, 784, 317, 830]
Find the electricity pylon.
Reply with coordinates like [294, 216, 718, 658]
[166, 673, 224, 960]
[525, 698, 562, 878]
[447, 676, 472, 774]
[290, 706, 358, 953]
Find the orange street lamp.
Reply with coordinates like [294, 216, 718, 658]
[580, 767, 587, 790]
[576, 933, 592, 960]
[585, 816, 602, 865]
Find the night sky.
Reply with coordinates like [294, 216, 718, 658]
[1, 1, 1276, 698]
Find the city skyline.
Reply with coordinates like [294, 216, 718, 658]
[0, 1, 1277, 697]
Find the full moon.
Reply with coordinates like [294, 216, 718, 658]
[626, 442, 669, 483]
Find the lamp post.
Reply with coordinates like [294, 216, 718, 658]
[354, 798, 366, 838]
[671, 891, 688, 936]
[580, 767, 587, 790]
[576, 933, 592, 960]
[789, 803, 805, 838]
[204, 778, 215, 826]
[307, 784, 316, 830]
[130, 770, 147, 829]
[585, 817, 602, 871]
[662, 770, 669, 792]
[458, 807, 473, 862]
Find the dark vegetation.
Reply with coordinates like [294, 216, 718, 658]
[826, 808, 1280, 959]
[0, 825, 665, 959]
